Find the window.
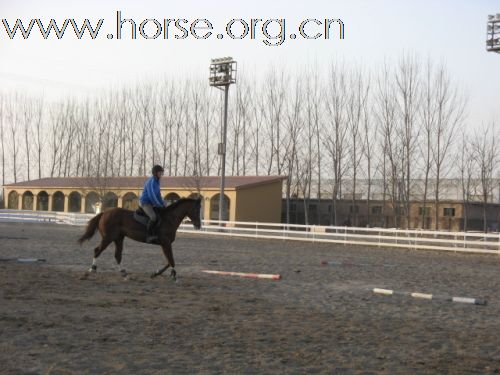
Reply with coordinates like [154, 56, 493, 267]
[371, 205, 382, 215]
[443, 207, 455, 217]
[418, 207, 431, 216]
[349, 205, 359, 214]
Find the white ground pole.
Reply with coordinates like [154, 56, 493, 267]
[373, 288, 487, 305]
[0, 258, 46, 263]
[201, 270, 281, 280]
[322, 260, 396, 267]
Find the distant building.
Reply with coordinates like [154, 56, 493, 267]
[311, 178, 500, 203]
[3, 176, 286, 223]
[282, 198, 500, 232]
[283, 177, 500, 231]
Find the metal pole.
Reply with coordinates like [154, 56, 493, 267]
[219, 84, 229, 222]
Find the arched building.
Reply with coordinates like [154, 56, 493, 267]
[3, 176, 285, 223]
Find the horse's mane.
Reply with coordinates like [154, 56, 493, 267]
[161, 197, 198, 214]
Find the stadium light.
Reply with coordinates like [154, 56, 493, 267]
[209, 57, 237, 222]
[486, 14, 500, 53]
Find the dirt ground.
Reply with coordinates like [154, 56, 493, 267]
[1, 221, 500, 374]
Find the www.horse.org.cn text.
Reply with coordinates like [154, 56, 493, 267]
[1, 11, 345, 46]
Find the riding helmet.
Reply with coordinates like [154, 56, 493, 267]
[152, 165, 164, 175]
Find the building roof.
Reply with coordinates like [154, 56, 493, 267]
[3, 176, 286, 191]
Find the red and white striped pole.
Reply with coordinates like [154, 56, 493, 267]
[201, 270, 281, 280]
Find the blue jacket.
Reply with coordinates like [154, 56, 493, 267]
[140, 177, 164, 207]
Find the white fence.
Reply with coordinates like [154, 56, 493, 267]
[1, 209, 499, 255]
[0, 209, 92, 226]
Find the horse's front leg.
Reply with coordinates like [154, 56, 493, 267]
[151, 240, 176, 282]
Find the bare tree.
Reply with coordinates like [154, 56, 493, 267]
[346, 67, 369, 226]
[472, 123, 499, 232]
[394, 54, 421, 228]
[458, 132, 475, 231]
[360, 76, 375, 226]
[324, 62, 349, 225]
[431, 63, 466, 230]
[419, 59, 436, 229]
[261, 68, 287, 175]
[32, 97, 44, 179]
[19, 95, 34, 181]
[375, 63, 400, 227]
[6, 95, 20, 182]
[304, 66, 323, 224]
[283, 75, 304, 224]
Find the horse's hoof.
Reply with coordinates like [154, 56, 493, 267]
[170, 270, 177, 283]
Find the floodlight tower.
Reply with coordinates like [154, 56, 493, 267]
[209, 57, 237, 222]
[487, 14, 500, 53]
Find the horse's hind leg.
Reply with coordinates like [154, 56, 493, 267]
[114, 236, 128, 278]
[88, 238, 112, 273]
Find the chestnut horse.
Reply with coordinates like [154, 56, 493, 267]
[78, 198, 202, 281]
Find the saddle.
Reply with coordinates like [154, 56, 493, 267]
[134, 207, 162, 244]
[133, 207, 161, 228]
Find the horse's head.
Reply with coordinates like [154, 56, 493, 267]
[187, 197, 202, 230]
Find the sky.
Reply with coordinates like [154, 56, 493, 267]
[0, 0, 499, 129]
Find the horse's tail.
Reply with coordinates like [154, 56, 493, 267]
[78, 213, 104, 245]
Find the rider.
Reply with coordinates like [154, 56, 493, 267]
[139, 165, 167, 242]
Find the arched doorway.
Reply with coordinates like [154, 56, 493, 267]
[8, 191, 19, 209]
[37, 191, 49, 211]
[85, 192, 100, 213]
[68, 191, 82, 212]
[22, 191, 34, 210]
[103, 192, 118, 210]
[52, 191, 65, 212]
[164, 192, 180, 206]
[122, 192, 138, 210]
[210, 194, 230, 221]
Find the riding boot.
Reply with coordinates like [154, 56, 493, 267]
[146, 220, 158, 243]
